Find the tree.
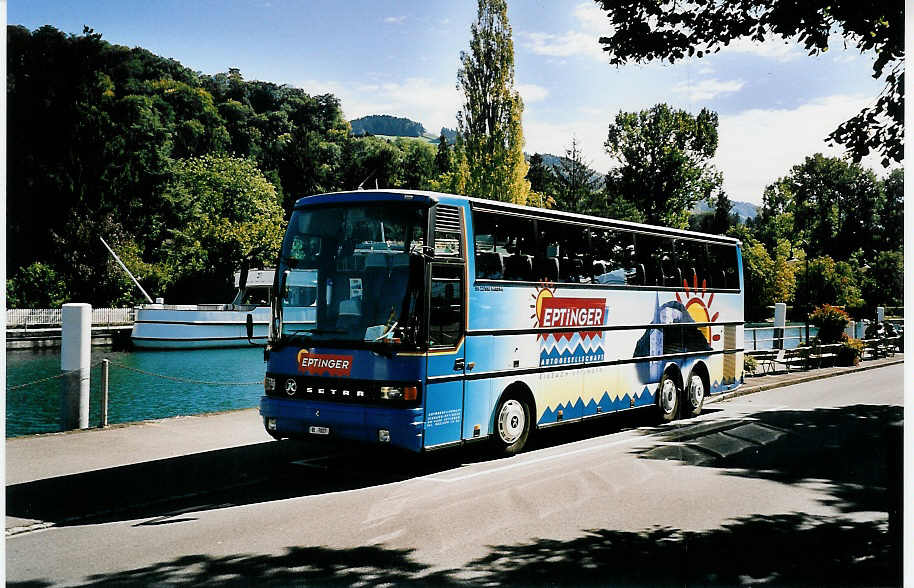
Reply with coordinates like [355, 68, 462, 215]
[456, 0, 531, 204]
[160, 155, 286, 302]
[526, 153, 556, 195]
[594, 0, 903, 166]
[762, 154, 887, 261]
[435, 132, 452, 175]
[397, 138, 436, 189]
[554, 137, 601, 214]
[6, 262, 69, 308]
[605, 103, 722, 228]
[798, 255, 864, 311]
[861, 250, 903, 310]
[880, 168, 903, 248]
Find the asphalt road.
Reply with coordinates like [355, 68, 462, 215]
[6, 363, 903, 586]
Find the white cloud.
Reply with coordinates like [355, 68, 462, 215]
[299, 77, 460, 133]
[715, 94, 883, 205]
[721, 36, 806, 61]
[571, 2, 608, 33]
[522, 116, 613, 174]
[383, 16, 406, 24]
[672, 78, 745, 102]
[520, 30, 601, 59]
[517, 83, 549, 104]
[519, 2, 606, 61]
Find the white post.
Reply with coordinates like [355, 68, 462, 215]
[877, 306, 885, 323]
[61, 303, 91, 430]
[773, 303, 786, 349]
[846, 320, 855, 340]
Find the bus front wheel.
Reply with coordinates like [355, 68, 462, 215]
[494, 397, 531, 456]
[657, 373, 680, 422]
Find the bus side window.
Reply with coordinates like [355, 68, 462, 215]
[708, 244, 738, 289]
[501, 217, 536, 282]
[634, 234, 660, 286]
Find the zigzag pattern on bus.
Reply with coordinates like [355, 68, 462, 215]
[538, 332, 605, 366]
[537, 330, 602, 341]
[540, 332, 604, 353]
[537, 387, 656, 425]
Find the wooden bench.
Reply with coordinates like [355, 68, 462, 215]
[756, 348, 807, 374]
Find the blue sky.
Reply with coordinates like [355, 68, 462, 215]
[9, 0, 888, 204]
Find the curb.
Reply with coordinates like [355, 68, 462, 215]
[708, 358, 905, 405]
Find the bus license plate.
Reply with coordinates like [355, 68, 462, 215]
[309, 426, 330, 435]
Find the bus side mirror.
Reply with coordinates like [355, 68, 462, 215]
[246, 313, 254, 342]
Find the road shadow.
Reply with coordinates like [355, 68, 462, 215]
[637, 404, 902, 515]
[7, 406, 716, 528]
[9, 512, 898, 586]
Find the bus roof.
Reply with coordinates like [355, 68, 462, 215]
[294, 189, 741, 246]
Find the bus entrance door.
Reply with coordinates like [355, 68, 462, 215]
[423, 263, 466, 448]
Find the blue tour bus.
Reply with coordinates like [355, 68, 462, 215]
[258, 190, 744, 454]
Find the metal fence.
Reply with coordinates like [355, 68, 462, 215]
[6, 308, 135, 328]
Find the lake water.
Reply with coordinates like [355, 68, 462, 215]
[6, 347, 266, 437]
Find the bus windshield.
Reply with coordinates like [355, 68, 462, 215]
[276, 203, 427, 347]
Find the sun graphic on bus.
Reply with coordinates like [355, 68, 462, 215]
[530, 284, 556, 329]
[676, 276, 720, 343]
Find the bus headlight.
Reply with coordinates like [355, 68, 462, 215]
[380, 385, 418, 401]
[380, 386, 402, 400]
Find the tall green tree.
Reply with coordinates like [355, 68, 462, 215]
[435, 132, 452, 175]
[880, 168, 904, 248]
[594, 0, 903, 166]
[604, 103, 722, 228]
[761, 154, 888, 261]
[554, 137, 601, 214]
[456, 0, 531, 204]
[526, 153, 556, 196]
[861, 250, 903, 310]
[397, 138, 436, 189]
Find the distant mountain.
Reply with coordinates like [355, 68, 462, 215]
[530, 152, 604, 185]
[350, 115, 425, 137]
[440, 127, 457, 144]
[692, 199, 759, 221]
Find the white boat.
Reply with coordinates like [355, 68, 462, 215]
[130, 269, 274, 349]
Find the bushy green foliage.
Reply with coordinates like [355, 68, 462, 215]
[861, 250, 903, 309]
[837, 338, 864, 366]
[809, 304, 851, 344]
[799, 256, 864, 311]
[161, 155, 285, 301]
[6, 25, 440, 306]
[6, 262, 69, 308]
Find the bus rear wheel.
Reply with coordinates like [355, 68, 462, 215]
[683, 373, 705, 418]
[493, 397, 531, 456]
[657, 373, 680, 422]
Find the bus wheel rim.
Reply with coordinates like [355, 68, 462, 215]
[689, 375, 705, 407]
[498, 399, 525, 444]
[660, 378, 677, 414]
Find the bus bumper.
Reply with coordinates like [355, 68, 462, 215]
[259, 396, 424, 452]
